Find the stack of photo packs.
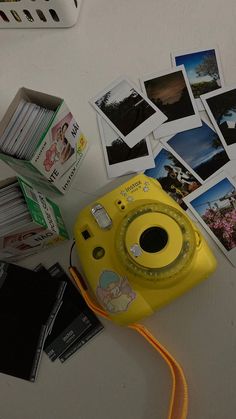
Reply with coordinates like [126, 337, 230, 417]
[0, 176, 69, 262]
[43, 263, 104, 363]
[0, 262, 103, 381]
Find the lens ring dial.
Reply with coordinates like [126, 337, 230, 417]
[116, 202, 197, 286]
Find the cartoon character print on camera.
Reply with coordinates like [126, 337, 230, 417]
[96, 270, 136, 313]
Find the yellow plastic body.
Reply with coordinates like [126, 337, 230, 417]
[74, 174, 217, 325]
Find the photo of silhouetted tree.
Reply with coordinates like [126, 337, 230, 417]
[206, 89, 236, 145]
[207, 89, 236, 123]
[106, 138, 148, 165]
[96, 81, 155, 136]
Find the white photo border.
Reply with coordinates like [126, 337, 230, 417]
[90, 76, 167, 148]
[184, 171, 236, 267]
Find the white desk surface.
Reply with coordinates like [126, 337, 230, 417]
[1, 1, 236, 418]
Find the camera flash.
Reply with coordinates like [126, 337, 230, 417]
[91, 203, 112, 230]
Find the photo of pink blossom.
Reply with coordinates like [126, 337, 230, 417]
[190, 178, 236, 251]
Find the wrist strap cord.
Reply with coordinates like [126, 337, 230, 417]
[69, 266, 188, 419]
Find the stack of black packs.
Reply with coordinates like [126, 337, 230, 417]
[43, 263, 104, 363]
[0, 262, 103, 381]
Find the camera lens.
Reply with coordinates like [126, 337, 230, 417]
[140, 227, 168, 253]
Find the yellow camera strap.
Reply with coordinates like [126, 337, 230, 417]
[69, 266, 188, 419]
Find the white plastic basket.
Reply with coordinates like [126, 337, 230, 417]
[0, 0, 81, 28]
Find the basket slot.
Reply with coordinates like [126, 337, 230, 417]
[48, 8, 59, 22]
[8, 8, 36, 24]
[0, 10, 9, 22]
[23, 9, 34, 22]
[36, 9, 47, 22]
[10, 10, 22, 22]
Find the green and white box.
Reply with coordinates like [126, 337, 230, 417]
[0, 87, 89, 194]
[0, 176, 69, 262]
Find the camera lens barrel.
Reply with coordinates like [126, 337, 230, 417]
[116, 202, 197, 286]
[139, 226, 168, 253]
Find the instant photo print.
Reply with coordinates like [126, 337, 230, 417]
[90, 76, 167, 148]
[201, 86, 236, 158]
[74, 173, 217, 325]
[144, 144, 201, 210]
[97, 115, 155, 178]
[0, 87, 89, 194]
[140, 65, 201, 139]
[184, 172, 236, 267]
[172, 47, 224, 111]
[162, 116, 230, 182]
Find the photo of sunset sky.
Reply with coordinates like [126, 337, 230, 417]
[144, 70, 194, 122]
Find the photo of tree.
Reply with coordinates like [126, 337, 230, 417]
[95, 80, 155, 136]
[174, 49, 222, 98]
[145, 147, 201, 209]
[144, 70, 194, 123]
[105, 135, 148, 165]
[206, 89, 236, 146]
[167, 121, 229, 180]
[190, 178, 236, 251]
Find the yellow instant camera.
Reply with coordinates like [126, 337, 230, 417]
[74, 174, 217, 326]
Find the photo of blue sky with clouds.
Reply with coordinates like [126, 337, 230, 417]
[167, 121, 229, 180]
[168, 122, 222, 168]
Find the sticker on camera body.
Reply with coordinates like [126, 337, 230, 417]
[96, 270, 136, 314]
